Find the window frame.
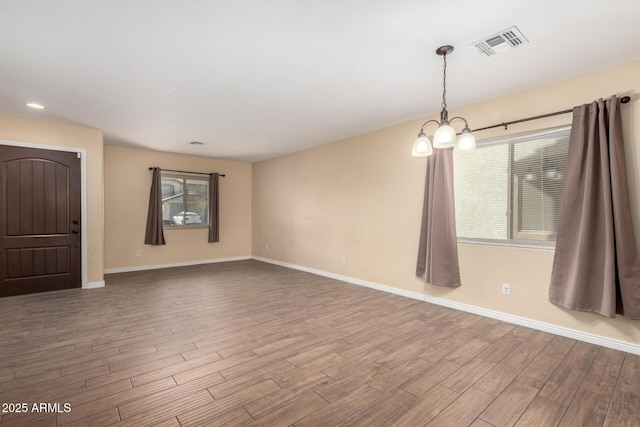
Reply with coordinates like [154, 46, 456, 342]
[160, 172, 210, 230]
[454, 126, 571, 250]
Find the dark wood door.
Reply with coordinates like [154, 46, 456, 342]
[0, 145, 81, 297]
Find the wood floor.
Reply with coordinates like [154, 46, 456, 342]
[0, 260, 638, 427]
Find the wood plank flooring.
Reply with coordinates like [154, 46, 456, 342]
[0, 260, 638, 426]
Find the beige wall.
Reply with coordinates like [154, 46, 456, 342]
[104, 145, 251, 270]
[0, 114, 105, 285]
[252, 59, 640, 345]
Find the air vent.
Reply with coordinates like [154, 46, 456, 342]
[471, 26, 528, 57]
[189, 141, 204, 145]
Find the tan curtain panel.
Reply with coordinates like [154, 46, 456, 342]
[208, 173, 219, 243]
[549, 96, 640, 318]
[416, 148, 461, 287]
[144, 167, 166, 246]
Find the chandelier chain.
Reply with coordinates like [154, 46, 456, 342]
[442, 53, 448, 110]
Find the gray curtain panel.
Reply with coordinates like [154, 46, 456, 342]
[416, 148, 461, 287]
[144, 167, 166, 246]
[549, 96, 640, 319]
[208, 173, 219, 243]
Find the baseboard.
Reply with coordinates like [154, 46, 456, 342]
[84, 280, 105, 289]
[104, 256, 252, 274]
[251, 256, 425, 301]
[252, 256, 640, 355]
[424, 296, 640, 355]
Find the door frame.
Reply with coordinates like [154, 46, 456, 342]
[0, 139, 89, 288]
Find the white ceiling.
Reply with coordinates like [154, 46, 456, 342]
[1, 0, 639, 162]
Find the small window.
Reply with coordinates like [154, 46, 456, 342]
[453, 127, 570, 247]
[161, 174, 209, 228]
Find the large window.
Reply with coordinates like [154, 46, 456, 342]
[161, 174, 209, 227]
[453, 127, 570, 247]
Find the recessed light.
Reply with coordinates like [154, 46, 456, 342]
[26, 102, 45, 110]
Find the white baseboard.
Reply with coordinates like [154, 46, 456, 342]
[84, 280, 105, 289]
[425, 296, 640, 355]
[104, 256, 252, 274]
[252, 256, 640, 355]
[252, 256, 425, 301]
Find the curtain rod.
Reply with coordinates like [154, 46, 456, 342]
[148, 167, 225, 177]
[471, 96, 631, 133]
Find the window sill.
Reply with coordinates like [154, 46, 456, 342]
[457, 238, 555, 250]
[163, 225, 209, 230]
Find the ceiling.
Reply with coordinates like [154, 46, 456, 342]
[1, 0, 639, 162]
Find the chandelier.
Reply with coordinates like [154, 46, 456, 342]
[412, 45, 476, 157]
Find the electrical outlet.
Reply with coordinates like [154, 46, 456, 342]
[502, 283, 511, 295]
[341, 256, 347, 265]
[265, 244, 269, 251]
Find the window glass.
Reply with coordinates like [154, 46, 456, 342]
[453, 127, 570, 247]
[454, 144, 509, 240]
[161, 174, 209, 227]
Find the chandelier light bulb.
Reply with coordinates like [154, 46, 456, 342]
[455, 130, 476, 151]
[433, 124, 457, 148]
[412, 134, 433, 157]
